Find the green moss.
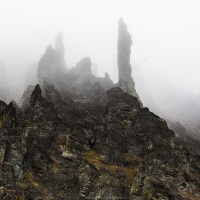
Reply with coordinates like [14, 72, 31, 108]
[18, 193, 24, 200]
[23, 170, 33, 180]
[85, 150, 138, 182]
[85, 150, 102, 165]
[124, 153, 141, 162]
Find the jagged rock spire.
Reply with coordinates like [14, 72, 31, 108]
[76, 57, 92, 73]
[117, 18, 141, 104]
[37, 33, 67, 86]
[30, 84, 42, 105]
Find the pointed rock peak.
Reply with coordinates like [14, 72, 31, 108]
[30, 84, 42, 104]
[76, 57, 92, 72]
[0, 100, 7, 111]
[118, 18, 131, 43]
[7, 101, 17, 112]
[10, 100, 19, 109]
[45, 44, 54, 55]
[119, 17, 128, 31]
[32, 84, 42, 96]
[117, 18, 142, 105]
[19, 85, 35, 110]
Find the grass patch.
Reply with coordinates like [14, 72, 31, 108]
[23, 170, 40, 188]
[124, 153, 141, 162]
[23, 170, 33, 180]
[85, 150, 138, 182]
[52, 164, 58, 173]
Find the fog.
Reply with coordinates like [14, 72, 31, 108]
[0, 0, 200, 127]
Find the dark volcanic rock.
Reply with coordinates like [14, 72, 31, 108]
[20, 85, 35, 110]
[1, 19, 200, 200]
[0, 84, 200, 199]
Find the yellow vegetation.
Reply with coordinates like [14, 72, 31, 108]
[66, 128, 70, 134]
[23, 170, 40, 188]
[18, 193, 24, 200]
[50, 155, 59, 174]
[85, 150, 138, 182]
[143, 190, 152, 200]
[23, 170, 33, 180]
[124, 153, 141, 162]
[52, 164, 58, 173]
[0, 115, 5, 128]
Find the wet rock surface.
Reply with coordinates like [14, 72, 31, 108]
[0, 84, 200, 199]
[0, 19, 200, 200]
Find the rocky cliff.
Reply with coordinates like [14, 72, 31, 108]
[37, 33, 67, 86]
[0, 19, 200, 200]
[0, 83, 200, 199]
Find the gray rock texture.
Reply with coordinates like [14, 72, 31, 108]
[1, 19, 199, 199]
[37, 33, 67, 85]
[0, 85, 200, 199]
[118, 18, 141, 104]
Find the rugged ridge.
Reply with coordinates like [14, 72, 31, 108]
[0, 85, 200, 199]
[0, 19, 200, 199]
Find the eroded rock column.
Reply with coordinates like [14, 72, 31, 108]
[118, 18, 141, 104]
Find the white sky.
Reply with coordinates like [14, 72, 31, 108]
[0, 0, 200, 95]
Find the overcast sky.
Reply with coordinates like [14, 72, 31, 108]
[0, 0, 200, 97]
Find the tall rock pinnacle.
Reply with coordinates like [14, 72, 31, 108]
[37, 33, 66, 85]
[117, 18, 141, 103]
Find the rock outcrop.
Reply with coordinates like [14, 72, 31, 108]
[19, 85, 35, 110]
[67, 57, 94, 82]
[37, 33, 67, 86]
[0, 84, 200, 199]
[118, 18, 141, 103]
[1, 19, 200, 199]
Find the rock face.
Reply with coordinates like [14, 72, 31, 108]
[0, 84, 200, 199]
[1, 19, 200, 199]
[37, 33, 114, 103]
[37, 33, 67, 85]
[67, 57, 94, 82]
[19, 85, 35, 110]
[118, 18, 141, 103]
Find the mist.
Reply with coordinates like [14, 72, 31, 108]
[1, 0, 200, 133]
